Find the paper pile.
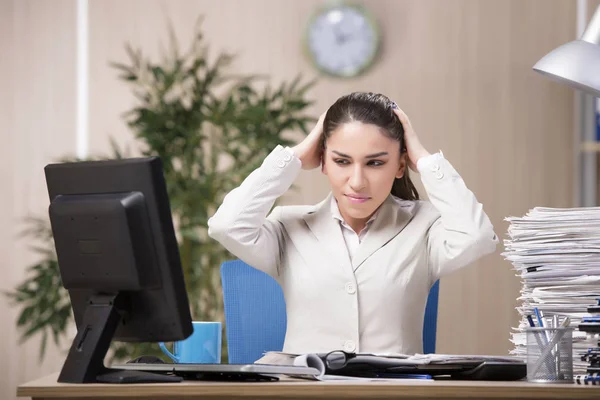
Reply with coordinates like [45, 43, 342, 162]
[502, 207, 600, 374]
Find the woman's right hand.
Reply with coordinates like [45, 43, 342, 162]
[291, 111, 327, 170]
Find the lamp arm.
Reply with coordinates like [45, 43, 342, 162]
[582, 5, 600, 45]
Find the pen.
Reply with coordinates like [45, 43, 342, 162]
[533, 308, 545, 328]
[527, 315, 536, 328]
[374, 373, 432, 379]
[533, 307, 549, 343]
[552, 315, 560, 379]
[575, 374, 600, 385]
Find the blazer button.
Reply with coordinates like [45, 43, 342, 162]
[277, 160, 286, 168]
[430, 163, 440, 172]
[283, 153, 292, 162]
[345, 282, 356, 294]
[343, 340, 356, 352]
[435, 171, 444, 180]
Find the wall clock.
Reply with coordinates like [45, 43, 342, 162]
[305, 2, 380, 78]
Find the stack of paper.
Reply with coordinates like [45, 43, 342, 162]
[502, 207, 600, 374]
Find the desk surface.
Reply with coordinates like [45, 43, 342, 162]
[17, 372, 599, 400]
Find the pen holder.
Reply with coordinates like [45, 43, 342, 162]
[526, 327, 574, 383]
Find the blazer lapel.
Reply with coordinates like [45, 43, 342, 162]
[303, 193, 353, 274]
[351, 195, 415, 271]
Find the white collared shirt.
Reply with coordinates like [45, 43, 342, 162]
[330, 198, 378, 260]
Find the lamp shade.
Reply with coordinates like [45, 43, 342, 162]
[533, 5, 600, 98]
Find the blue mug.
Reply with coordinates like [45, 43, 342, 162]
[159, 321, 222, 364]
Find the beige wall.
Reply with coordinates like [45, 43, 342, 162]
[1, 0, 587, 398]
[1, 0, 79, 398]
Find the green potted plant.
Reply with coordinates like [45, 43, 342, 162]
[6, 19, 316, 362]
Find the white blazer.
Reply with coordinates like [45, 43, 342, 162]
[208, 145, 498, 355]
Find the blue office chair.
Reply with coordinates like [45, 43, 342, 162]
[221, 259, 440, 364]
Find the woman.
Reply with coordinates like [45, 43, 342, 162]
[208, 92, 498, 355]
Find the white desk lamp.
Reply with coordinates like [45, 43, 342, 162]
[533, 5, 600, 97]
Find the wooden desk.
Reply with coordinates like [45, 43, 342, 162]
[17, 372, 599, 400]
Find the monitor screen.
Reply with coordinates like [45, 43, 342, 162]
[45, 156, 193, 383]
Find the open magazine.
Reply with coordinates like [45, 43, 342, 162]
[255, 351, 526, 381]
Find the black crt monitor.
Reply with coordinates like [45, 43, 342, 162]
[44, 157, 193, 384]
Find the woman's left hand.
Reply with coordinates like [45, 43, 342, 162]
[393, 107, 431, 172]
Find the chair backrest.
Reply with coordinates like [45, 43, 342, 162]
[221, 259, 440, 364]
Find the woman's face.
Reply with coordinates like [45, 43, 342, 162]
[322, 121, 406, 230]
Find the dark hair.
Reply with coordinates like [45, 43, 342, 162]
[321, 92, 419, 201]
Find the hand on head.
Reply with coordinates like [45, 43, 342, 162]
[291, 110, 327, 170]
[391, 106, 430, 172]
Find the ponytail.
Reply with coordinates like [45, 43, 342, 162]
[391, 171, 419, 200]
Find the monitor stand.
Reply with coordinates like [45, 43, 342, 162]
[57, 293, 181, 384]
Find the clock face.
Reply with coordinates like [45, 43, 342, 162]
[306, 4, 379, 78]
